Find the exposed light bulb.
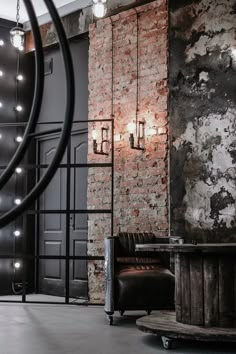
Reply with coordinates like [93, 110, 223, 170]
[0, 133, 2, 139]
[0, 102, 2, 108]
[92, 0, 107, 18]
[92, 129, 97, 140]
[15, 105, 23, 112]
[147, 127, 157, 136]
[114, 134, 121, 142]
[14, 261, 21, 269]
[18, 45, 24, 52]
[127, 122, 136, 134]
[14, 198, 22, 205]
[14, 230, 21, 237]
[0, 70, 3, 76]
[16, 74, 24, 81]
[10, 27, 25, 50]
[15, 167, 22, 174]
[15, 136, 23, 143]
[0, 40, 4, 46]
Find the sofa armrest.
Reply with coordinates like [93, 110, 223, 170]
[104, 237, 115, 314]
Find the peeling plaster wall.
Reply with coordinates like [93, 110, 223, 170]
[170, 0, 236, 242]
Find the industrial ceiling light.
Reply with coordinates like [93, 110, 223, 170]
[92, 0, 107, 18]
[10, 0, 25, 50]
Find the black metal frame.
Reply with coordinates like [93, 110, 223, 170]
[0, 119, 114, 305]
[0, 0, 114, 305]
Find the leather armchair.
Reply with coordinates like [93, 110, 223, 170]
[104, 232, 175, 325]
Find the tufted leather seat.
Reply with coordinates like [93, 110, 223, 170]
[104, 232, 175, 324]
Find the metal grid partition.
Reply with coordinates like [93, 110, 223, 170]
[0, 119, 114, 305]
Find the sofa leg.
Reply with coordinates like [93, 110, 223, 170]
[107, 315, 113, 325]
[119, 310, 125, 316]
[146, 310, 152, 315]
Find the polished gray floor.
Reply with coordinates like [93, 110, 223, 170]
[0, 304, 235, 354]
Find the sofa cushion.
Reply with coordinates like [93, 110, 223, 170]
[115, 264, 175, 310]
[115, 232, 156, 256]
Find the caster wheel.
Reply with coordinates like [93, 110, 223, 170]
[161, 336, 173, 349]
[108, 316, 113, 325]
[146, 310, 152, 315]
[119, 310, 124, 316]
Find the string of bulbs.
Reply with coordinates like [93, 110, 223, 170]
[0, 0, 25, 273]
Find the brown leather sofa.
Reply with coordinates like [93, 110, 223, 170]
[104, 232, 175, 324]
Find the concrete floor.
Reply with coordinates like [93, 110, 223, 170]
[0, 304, 235, 354]
[0, 294, 86, 303]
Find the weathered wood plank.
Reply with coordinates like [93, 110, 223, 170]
[190, 255, 203, 325]
[204, 256, 219, 326]
[180, 254, 191, 324]
[219, 256, 234, 327]
[136, 243, 236, 254]
[175, 253, 182, 323]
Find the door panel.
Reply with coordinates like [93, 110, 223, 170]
[38, 136, 66, 296]
[70, 133, 88, 299]
[38, 132, 88, 299]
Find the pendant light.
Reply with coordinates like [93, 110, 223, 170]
[10, 0, 25, 51]
[92, 0, 107, 18]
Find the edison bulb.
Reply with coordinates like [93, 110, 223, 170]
[0, 70, 3, 76]
[92, 0, 107, 18]
[14, 198, 22, 205]
[14, 230, 21, 237]
[15, 167, 22, 174]
[17, 74, 24, 81]
[15, 105, 23, 112]
[92, 129, 97, 140]
[14, 261, 21, 269]
[0, 40, 4, 46]
[16, 136, 23, 143]
[127, 122, 136, 134]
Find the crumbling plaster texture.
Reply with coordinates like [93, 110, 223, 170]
[170, 0, 236, 242]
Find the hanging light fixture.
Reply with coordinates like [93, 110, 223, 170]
[10, 0, 25, 51]
[127, 13, 145, 151]
[92, 0, 107, 18]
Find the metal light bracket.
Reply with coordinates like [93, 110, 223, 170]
[93, 127, 109, 155]
[129, 121, 145, 151]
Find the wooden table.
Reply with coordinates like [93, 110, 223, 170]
[135, 243, 236, 349]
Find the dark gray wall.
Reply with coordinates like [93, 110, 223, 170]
[36, 36, 88, 130]
[0, 18, 34, 294]
[169, 0, 236, 242]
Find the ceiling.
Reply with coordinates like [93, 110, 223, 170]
[0, 0, 81, 23]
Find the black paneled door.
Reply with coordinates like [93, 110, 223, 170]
[38, 131, 88, 299]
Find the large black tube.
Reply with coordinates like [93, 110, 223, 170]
[0, 0, 75, 227]
[0, 0, 44, 190]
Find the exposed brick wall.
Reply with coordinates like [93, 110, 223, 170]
[88, 0, 168, 302]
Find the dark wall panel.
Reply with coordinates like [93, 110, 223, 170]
[0, 18, 34, 294]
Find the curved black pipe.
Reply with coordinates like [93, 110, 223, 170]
[0, 0, 75, 227]
[0, 0, 44, 190]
